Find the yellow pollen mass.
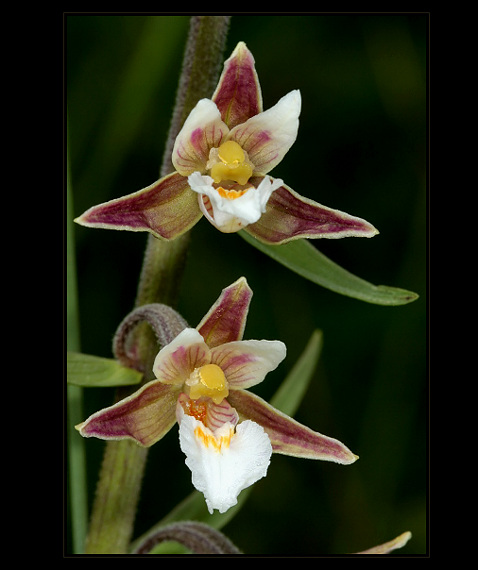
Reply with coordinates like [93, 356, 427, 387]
[187, 364, 229, 404]
[210, 140, 253, 186]
[217, 140, 245, 164]
[199, 364, 227, 390]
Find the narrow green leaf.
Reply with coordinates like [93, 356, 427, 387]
[67, 124, 88, 554]
[239, 232, 419, 306]
[131, 330, 322, 554]
[270, 329, 323, 416]
[67, 352, 143, 387]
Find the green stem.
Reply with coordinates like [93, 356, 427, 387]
[84, 440, 149, 554]
[84, 15, 231, 554]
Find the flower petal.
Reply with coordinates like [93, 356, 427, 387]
[76, 380, 180, 447]
[178, 412, 272, 514]
[153, 328, 211, 385]
[356, 531, 412, 554]
[176, 392, 239, 430]
[196, 277, 253, 348]
[228, 90, 301, 175]
[189, 173, 283, 233]
[172, 99, 228, 176]
[246, 180, 379, 244]
[228, 389, 358, 464]
[74, 172, 201, 240]
[211, 339, 286, 390]
[205, 398, 239, 430]
[212, 41, 263, 129]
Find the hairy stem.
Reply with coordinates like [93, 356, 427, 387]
[113, 304, 188, 371]
[84, 15, 231, 554]
[132, 521, 242, 555]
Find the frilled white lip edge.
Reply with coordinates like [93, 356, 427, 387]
[188, 172, 283, 232]
[178, 410, 272, 514]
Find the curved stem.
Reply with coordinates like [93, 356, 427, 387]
[84, 15, 231, 554]
[113, 304, 188, 371]
[132, 521, 241, 555]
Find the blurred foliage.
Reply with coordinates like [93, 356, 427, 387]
[66, 14, 427, 555]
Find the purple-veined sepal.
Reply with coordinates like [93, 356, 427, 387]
[212, 41, 263, 129]
[196, 277, 253, 347]
[245, 180, 379, 244]
[228, 389, 358, 465]
[74, 172, 201, 240]
[76, 380, 180, 447]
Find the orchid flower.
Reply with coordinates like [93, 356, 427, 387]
[75, 42, 378, 244]
[76, 277, 358, 514]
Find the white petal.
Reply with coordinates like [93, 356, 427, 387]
[188, 172, 282, 233]
[179, 414, 272, 514]
[152, 328, 210, 385]
[172, 99, 229, 175]
[188, 172, 216, 197]
[228, 90, 301, 174]
[254, 176, 284, 211]
[211, 339, 287, 389]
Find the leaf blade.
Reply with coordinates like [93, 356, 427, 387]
[270, 329, 323, 416]
[240, 232, 419, 306]
[67, 352, 143, 388]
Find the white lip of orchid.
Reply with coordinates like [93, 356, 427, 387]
[188, 172, 283, 233]
[178, 408, 273, 514]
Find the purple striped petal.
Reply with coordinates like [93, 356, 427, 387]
[205, 398, 239, 429]
[196, 277, 253, 348]
[211, 340, 286, 390]
[75, 172, 202, 240]
[227, 389, 358, 465]
[153, 328, 211, 385]
[176, 393, 239, 430]
[212, 41, 263, 129]
[246, 180, 379, 244]
[172, 99, 228, 176]
[76, 380, 180, 447]
[228, 90, 301, 175]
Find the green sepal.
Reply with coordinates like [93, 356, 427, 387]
[67, 351, 143, 388]
[240, 231, 419, 306]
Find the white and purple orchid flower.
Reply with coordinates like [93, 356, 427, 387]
[76, 277, 357, 514]
[75, 42, 377, 244]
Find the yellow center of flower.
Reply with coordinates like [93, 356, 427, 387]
[209, 140, 253, 186]
[187, 364, 229, 404]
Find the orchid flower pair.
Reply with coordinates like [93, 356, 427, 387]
[76, 278, 357, 514]
[75, 42, 377, 244]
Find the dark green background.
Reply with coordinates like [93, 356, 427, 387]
[67, 14, 427, 555]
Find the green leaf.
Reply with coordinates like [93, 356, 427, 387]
[239, 232, 419, 306]
[67, 352, 143, 388]
[270, 329, 323, 416]
[130, 330, 323, 554]
[67, 124, 88, 554]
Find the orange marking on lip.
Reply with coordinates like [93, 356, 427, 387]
[194, 424, 233, 452]
[216, 187, 249, 200]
